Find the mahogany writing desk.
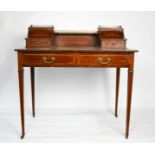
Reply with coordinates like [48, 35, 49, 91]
[15, 26, 138, 139]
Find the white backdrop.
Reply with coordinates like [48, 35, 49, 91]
[0, 12, 155, 142]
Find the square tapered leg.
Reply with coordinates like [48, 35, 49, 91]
[125, 69, 133, 139]
[18, 67, 25, 139]
[115, 68, 120, 117]
[30, 67, 35, 117]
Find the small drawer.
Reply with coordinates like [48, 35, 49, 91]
[78, 54, 130, 67]
[23, 54, 75, 67]
[100, 39, 126, 48]
[26, 38, 52, 47]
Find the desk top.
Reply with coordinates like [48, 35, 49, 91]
[15, 47, 138, 53]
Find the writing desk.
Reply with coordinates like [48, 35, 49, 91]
[15, 26, 138, 139]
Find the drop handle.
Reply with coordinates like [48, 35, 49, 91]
[36, 42, 41, 45]
[97, 57, 111, 64]
[43, 57, 56, 64]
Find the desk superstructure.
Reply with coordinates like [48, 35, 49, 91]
[15, 25, 138, 139]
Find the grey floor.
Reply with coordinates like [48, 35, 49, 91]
[0, 107, 155, 143]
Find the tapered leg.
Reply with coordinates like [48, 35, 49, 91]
[30, 67, 35, 117]
[125, 69, 133, 139]
[18, 67, 25, 139]
[115, 68, 120, 117]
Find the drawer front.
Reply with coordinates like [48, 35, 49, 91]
[26, 38, 52, 47]
[101, 39, 125, 48]
[23, 54, 75, 66]
[78, 54, 130, 67]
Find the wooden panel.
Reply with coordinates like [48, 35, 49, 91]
[78, 54, 130, 67]
[98, 26, 124, 38]
[54, 34, 100, 47]
[28, 26, 54, 37]
[23, 54, 76, 67]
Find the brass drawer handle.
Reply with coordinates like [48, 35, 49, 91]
[97, 57, 111, 64]
[36, 41, 41, 45]
[43, 57, 56, 64]
[111, 42, 116, 45]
